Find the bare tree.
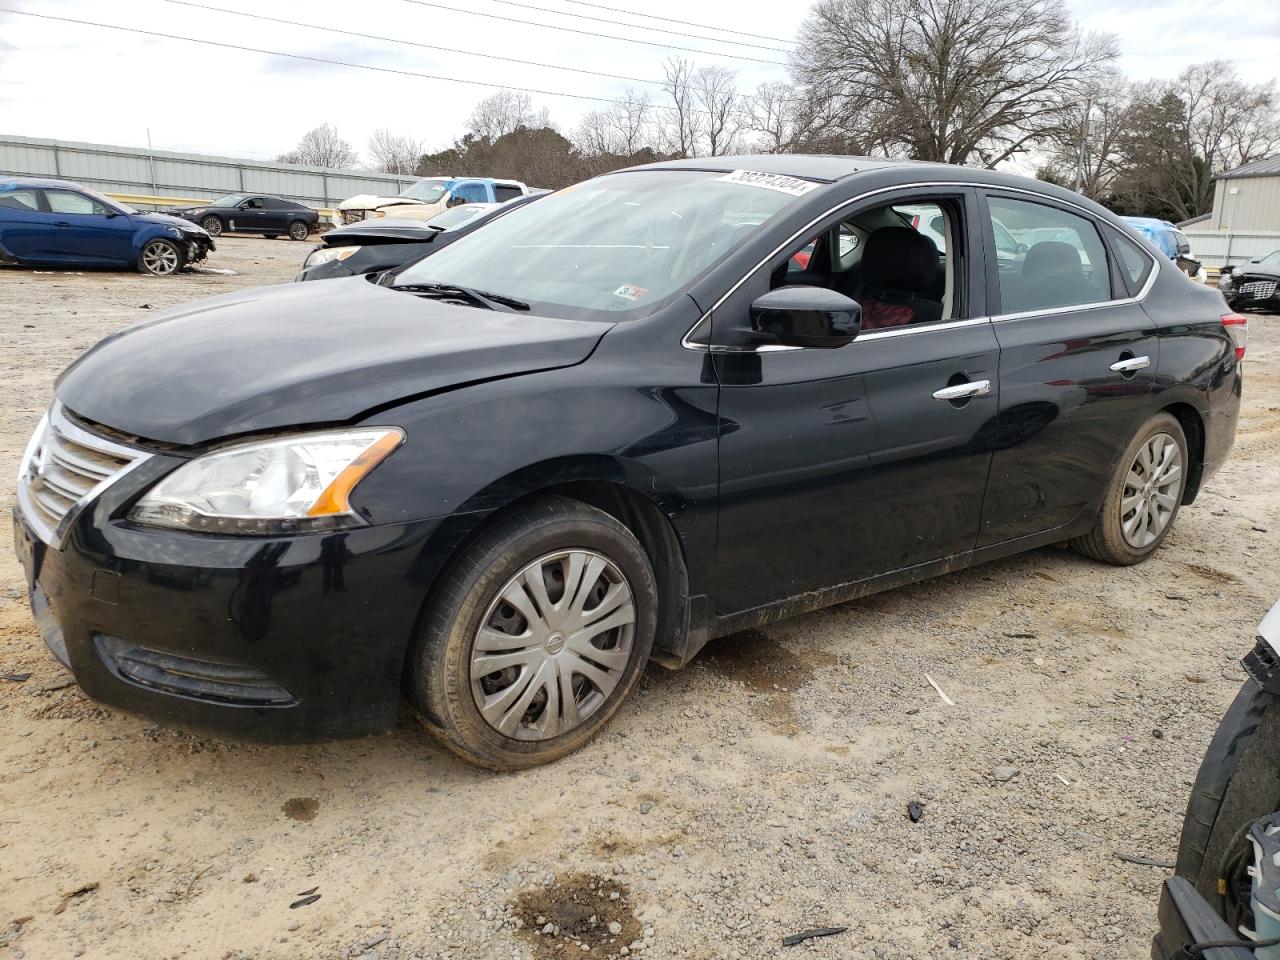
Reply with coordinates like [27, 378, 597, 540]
[367, 128, 425, 175]
[608, 88, 654, 155]
[1039, 72, 1138, 199]
[694, 65, 741, 156]
[277, 123, 359, 168]
[467, 89, 545, 141]
[741, 81, 805, 153]
[795, 0, 1118, 167]
[657, 57, 703, 158]
[1110, 63, 1280, 220]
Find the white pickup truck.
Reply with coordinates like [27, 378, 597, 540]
[335, 177, 530, 225]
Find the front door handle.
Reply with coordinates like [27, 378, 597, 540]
[1110, 355, 1150, 373]
[932, 379, 991, 402]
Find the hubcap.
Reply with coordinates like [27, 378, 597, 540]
[1121, 432, 1183, 548]
[142, 241, 178, 275]
[470, 549, 635, 741]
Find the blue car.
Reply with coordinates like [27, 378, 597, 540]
[0, 177, 214, 276]
[1121, 216, 1201, 277]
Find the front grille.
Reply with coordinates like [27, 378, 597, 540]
[1240, 279, 1278, 299]
[16, 402, 148, 546]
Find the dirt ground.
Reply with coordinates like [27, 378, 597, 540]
[1, 237, 1278, 960]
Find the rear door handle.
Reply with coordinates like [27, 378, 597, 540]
[1110, 356, 1151, 373]
[932, 379, 991, 401]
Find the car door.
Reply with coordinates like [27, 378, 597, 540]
[709, 187, 1000, 614]
[262, 198, 292, 232]
[230, 197, 268, 233]
[43, 188, 135, 264]
[975, 191, 1160, 546]
[0, 187, 58, 261]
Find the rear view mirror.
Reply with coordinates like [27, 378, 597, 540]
[749, 286, 861, 349]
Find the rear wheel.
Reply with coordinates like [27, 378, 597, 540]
[288, 220, 310, 241]
[200, 215, 223, 237]
[137, 238, 182, 276]
[408, 498, 657, 770]
[1070, 412, 1188, 564]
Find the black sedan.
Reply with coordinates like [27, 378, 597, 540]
[170, 194, 319, 241]
[296, 193, 545, 281]
[1220, 250, 1280, 310]
[14, 156, 1244, 770]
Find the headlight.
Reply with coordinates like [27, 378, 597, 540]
[304, 246, 361, 269]
[130, 428, 403, 534]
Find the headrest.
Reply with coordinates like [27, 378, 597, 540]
[862, 226, 939, 292]
[1022, 241, 1084, 279]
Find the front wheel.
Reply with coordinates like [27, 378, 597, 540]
[137, 238, 182, 276]
[200, 215, 223, 237]
[408, 498, 657, 770]
[1070, 411, 1188, 565]
[288, 220, 310, 241]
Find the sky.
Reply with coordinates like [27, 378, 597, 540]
[0, 0, 1276, 168]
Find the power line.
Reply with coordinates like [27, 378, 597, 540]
[392, 0, 789, 66]
[554, 0, 794, 45]
[165, 0, 665, 87]
[0, 8, 643, 107]
[472, 0, 792, 53]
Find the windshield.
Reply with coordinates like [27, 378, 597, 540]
[395, 170, 811, 319]
[399, 179, 451, 203]
[211, 194, 247, 208]
[425, 204, 490, 231]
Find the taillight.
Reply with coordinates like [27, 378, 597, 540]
[1222, 313, 1247, 360]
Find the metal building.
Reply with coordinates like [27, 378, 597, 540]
[0, 134, 418, 210]
[1208, 156, 1280, 232]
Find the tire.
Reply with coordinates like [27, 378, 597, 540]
[137, 238, 182, 276]
[288, 220, 310, 241]
[408, 497, 657, 770]
[1176, 680, 1280, 906]
[1070, 411, 1188, 565]
[200, 215, 223, 237]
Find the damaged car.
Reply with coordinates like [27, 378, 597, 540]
[1155, 599, 1280, 958]
[335, 176, 529, 225]
[0, 177, 213, 276]
[1220, 250, 1280, 311]
[13, 156, 1243, 770]
[297, 192, 546, 281]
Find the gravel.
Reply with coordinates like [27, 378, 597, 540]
[0, 241, 1278, 959]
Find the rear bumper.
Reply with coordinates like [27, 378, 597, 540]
[14, 504, 453, 742]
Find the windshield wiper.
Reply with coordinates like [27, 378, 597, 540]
[392, 282, 530, 312]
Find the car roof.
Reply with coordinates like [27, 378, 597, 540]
[0, 176, 85, 191]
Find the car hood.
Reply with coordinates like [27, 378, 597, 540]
[338, 194, 428, 211]
[1232, 263, 1280, 281]
[133, 211, 206, 232]
[55, 277, 612, 446]
[322, 218, 443, 244]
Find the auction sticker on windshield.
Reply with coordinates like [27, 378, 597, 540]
[717, 170, 819, 197]
[613, 283, 648, 302]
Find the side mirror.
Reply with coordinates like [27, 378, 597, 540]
[446, 195, 466, 208]
[749, 286, 861, 349]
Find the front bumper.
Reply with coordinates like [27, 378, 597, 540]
[13, 498, 454, 742]
[1153, 876, 1256, 958]
[1225, 277, 1280, 309]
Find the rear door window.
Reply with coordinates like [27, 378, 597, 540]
[493, 185, 523, 202]
[985, 196, 1112, 313]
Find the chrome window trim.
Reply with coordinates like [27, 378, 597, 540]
[683, 180, 1158, 352]
[16, 400, 153, 548]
